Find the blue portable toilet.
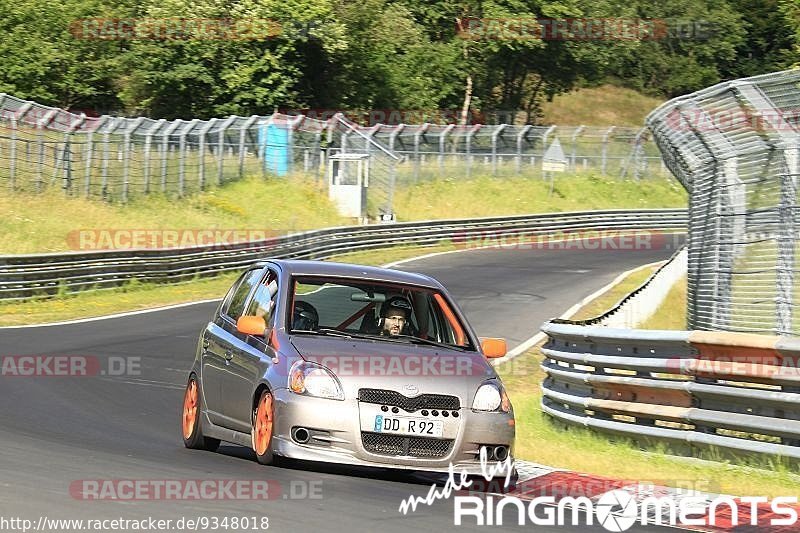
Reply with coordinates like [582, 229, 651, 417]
[258, 121, 290, 176]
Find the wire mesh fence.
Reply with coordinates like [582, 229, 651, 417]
[0, 93, 672, 215]
[647, 69, 800, 336]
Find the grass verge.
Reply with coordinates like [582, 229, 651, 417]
[637, 275, 688, 329]
[567, 263, 660, 321]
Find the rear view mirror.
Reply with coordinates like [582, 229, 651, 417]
[237, 315, 267, 337]
[481, 338, 507, 358]
[351, 292, 386, 303]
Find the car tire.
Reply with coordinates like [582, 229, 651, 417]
[251, 389, 278, 465]
[182, 374, 221, 452]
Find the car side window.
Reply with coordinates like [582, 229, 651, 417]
[222, 269, 263, 321]
[244, 269, 279, 326]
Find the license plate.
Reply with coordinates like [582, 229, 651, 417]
[373, 415, 443, 437]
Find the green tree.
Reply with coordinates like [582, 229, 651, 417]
[118, 0, 348, 118]
[609, 0, 747, 97]
[778, 0, 800, 67]
[0, 0, 128, 111]
[727, 0, 795, 77]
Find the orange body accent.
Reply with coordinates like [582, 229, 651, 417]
[434, 293, 466, 346]
[254, 392, 274, 455]
[237, 315, 267, 336]
[182, 379, 198, 439]
[481, 338, 507, 358]
[336, 303, 376, 330]
[269, 328, 280, 350]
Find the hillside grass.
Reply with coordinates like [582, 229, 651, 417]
[540, 84, 665, 126]
[1, 171, 686, 254]
[0, 175, 349, 254]
[393, 172, 686, 221]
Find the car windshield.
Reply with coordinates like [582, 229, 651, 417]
[289, 276, 474, 350]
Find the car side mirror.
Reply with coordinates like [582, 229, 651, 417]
[237, 315, 267, 337]
[480, 338, 507, 359]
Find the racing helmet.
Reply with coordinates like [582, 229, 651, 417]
[379, 296, 412, 324]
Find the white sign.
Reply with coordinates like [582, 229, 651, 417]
[543, 138, 567, 173]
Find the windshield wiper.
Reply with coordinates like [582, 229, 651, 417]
[389, 335, 468, 351]
[296, 328, 386, 342]
[292, 328, 352, 338]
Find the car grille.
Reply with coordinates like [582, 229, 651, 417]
[358, 388, 460, 412]
[361, 432, 454, 458]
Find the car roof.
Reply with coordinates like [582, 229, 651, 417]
[258, 259, 443, 289]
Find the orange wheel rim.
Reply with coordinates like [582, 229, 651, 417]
[182, 379, 198, 439]
[254, 392, 274, 455]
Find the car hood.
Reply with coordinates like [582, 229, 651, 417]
[289, 336, 496, 406]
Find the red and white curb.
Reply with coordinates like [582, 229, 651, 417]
[481, 460, 799, 531]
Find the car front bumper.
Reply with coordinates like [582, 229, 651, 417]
[270, 388, 515, 474]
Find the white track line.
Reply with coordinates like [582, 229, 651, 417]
[0, 298, 221, 329]
[491, 259, 669, 365]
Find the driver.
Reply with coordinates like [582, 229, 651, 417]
[380, 297, 412, 336]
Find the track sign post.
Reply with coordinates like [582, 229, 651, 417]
[542, 138, 567, 195]
[542, 138, 567, 172]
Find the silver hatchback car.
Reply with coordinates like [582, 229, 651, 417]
[182, 260, 515, 473]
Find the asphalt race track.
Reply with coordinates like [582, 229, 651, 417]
[0, 237, 683, 531]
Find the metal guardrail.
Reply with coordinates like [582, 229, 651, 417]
[0, 208, 686, 301]
[540, 322, 800, 460]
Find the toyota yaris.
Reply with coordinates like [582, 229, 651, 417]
[181, 260, 514, 473]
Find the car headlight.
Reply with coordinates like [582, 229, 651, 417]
[472, 381, 511, 412]
[289, 361, 344, 400]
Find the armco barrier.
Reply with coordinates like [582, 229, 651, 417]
[0, 208, 686, 301]
[540, 322, 800, 460]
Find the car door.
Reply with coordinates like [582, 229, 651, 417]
[219, 268, 280, 433]
[202, 268, 263, 426]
